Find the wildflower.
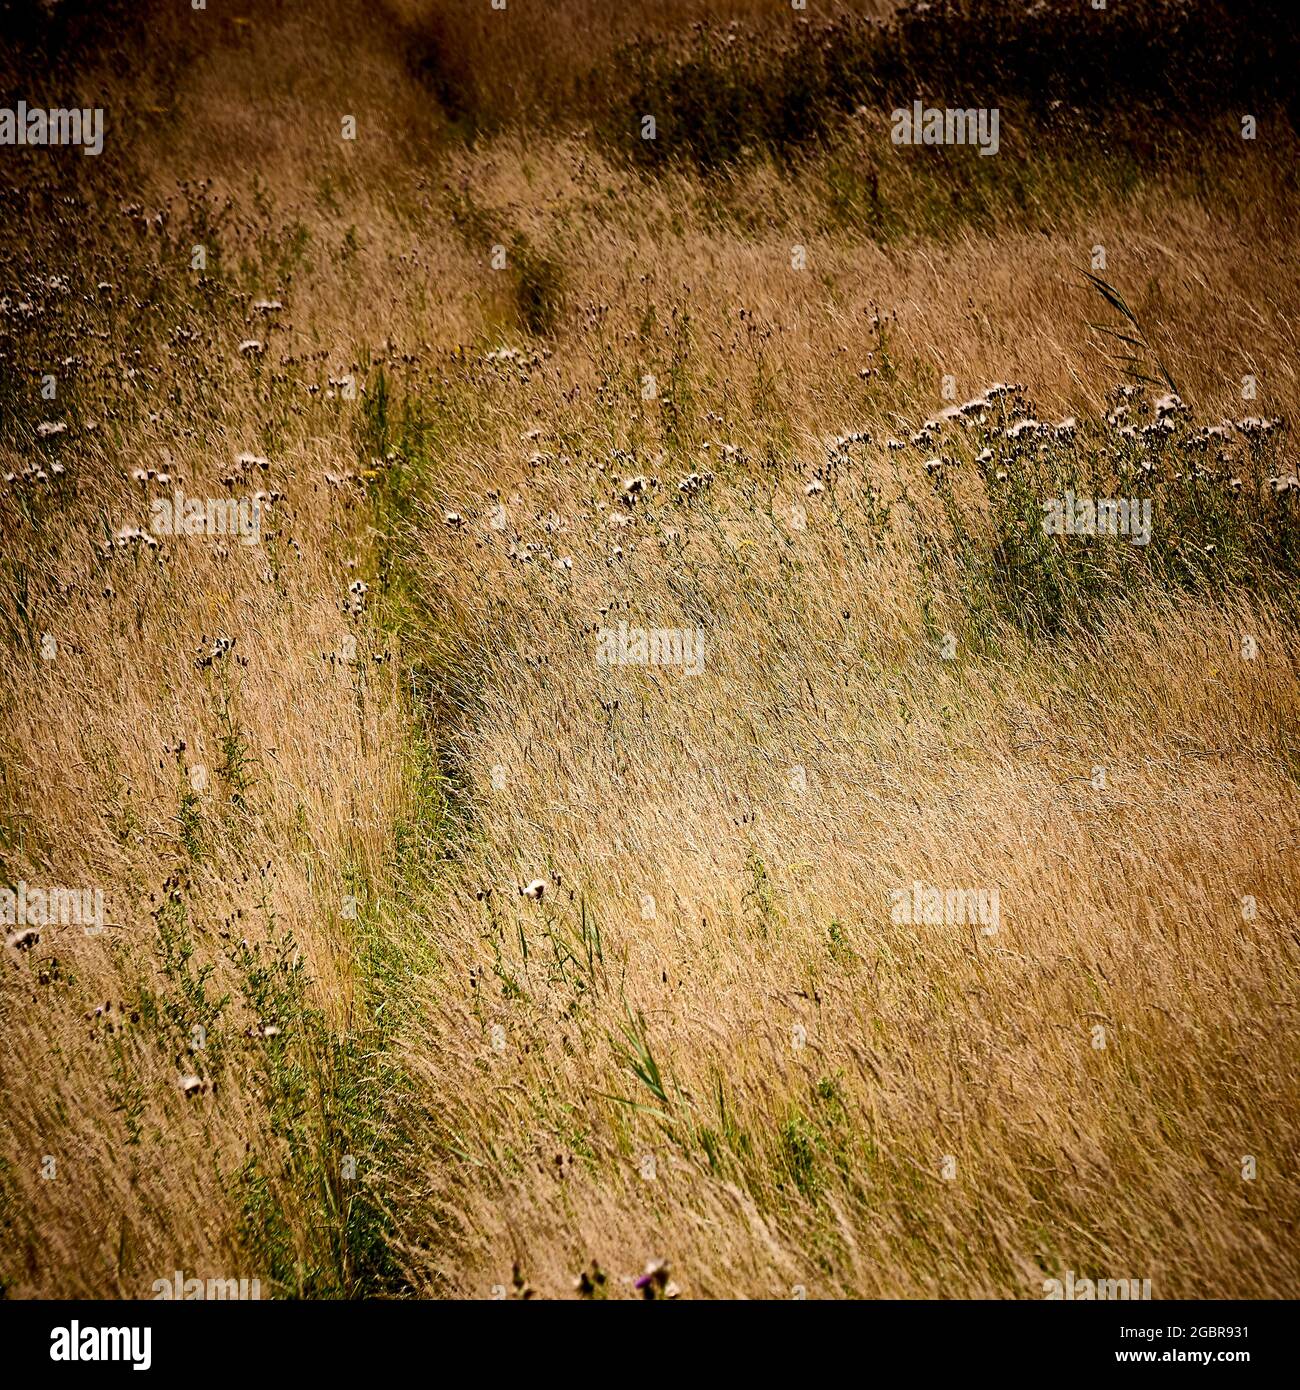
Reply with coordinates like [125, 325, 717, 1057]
[112, 525, 159, 550]
[574, 1262, 608, 1298]
[635, 1259, 680, 1300]
[621, 475, 653, 504]
[195, 636, 235, 668]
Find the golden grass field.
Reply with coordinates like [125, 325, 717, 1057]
[2, 0, 1299, 1299]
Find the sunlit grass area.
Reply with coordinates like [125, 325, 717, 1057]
[2, 0, 1298, 1299]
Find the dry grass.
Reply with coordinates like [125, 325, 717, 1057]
[2, 0, 1298, 1300]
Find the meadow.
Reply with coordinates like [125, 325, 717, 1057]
[2, 0, 1298, 1300]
